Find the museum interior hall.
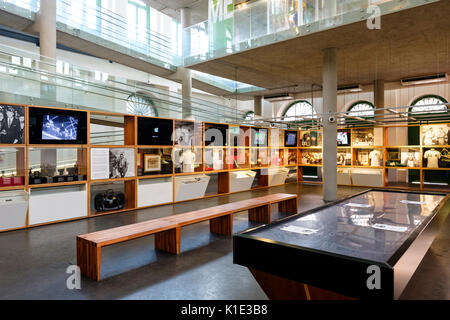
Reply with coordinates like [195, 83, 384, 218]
[0, 0, 449, 302]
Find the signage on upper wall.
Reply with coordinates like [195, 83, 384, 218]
[208, 0, 234, 52]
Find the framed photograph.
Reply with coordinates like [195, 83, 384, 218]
[0, 104, 25, 144]
[144, 154, 161, 172]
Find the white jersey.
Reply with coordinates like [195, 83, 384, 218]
[424, 149, 440, 168]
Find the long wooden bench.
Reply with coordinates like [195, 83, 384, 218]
[77, 193, 297, 281]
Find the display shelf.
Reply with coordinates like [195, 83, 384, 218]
[204, 147, 227, 172]
[0, 147, 25, 187]
[0, 102, 448, 232]
[28, 147, 88, 186]
[299, 129, 322, 147]
[173, 147, 203, 174]
[137, 147, 173, 177]
[90, 180, 135, 215]
[174, 120, 203, 147]
[299, 148, 322, 166]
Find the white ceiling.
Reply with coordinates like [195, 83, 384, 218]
[143, 0, 208, 26]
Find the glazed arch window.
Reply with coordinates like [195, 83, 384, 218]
[410, 95, 448, 114]
[126, 94, 158, 116]
[244, 111, 255, 121]
[347, 101, 375, 118]
[282, 100, 317, 122]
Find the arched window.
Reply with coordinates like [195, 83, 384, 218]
[282, 100, 316, 122]
[410, 95, 448, 114]
[127, 93, 158, 116]
[244, 111, 255, 121]
[347, 101, 375, 118]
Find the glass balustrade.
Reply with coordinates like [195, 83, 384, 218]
[0, 43, 247, 123]
[183, 0, 438, 66]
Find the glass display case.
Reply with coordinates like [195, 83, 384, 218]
[0, 147, 25, 187]
[251, 127, 268, 147]
[173, 147, 203, 173]
[353, 148, 383, 167]
[269, 148, 284, 166]
[230, 126, 250, 147]
[204, 147, 226, 171]
[352, 127, 383, 146]
[284, 149, 297, 166]
[28, 147, 87, 185]
[90, 180, 135, 214]
[229, 148, 250, 169]
[269, 128, 284, 148]
[299, 149, 322, 165]
[250, 148, 268, 168]
[385, 148, 420, 168]
[337, 148, 352, 166]
[137, 148, 173, 176]
[299, 130, 322, 147]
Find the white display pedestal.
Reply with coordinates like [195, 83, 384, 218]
[29, 185, 88, 225]
[266, 168, 289, 186]
[351, 169, 384, 187]
[0, 190, 28, 231]
[337, 169, 352, 185]
[229, 170, 256, 193]
[138, 177, 173, 207]
[174, 175, 210, 202]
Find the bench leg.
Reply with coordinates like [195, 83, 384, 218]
[210, 214, 233, 235]
[77, 237, 101, 281]
[155, 228, 181, 254]
[248, 205, 271, 224]
[278, 198, 298, 214]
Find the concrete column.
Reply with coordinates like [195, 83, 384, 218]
[180, 7, 193, 120]
[254, 96, 262, 116]
[322, 48, 338, 202]
[39, 0, 56, 62]
[374, 79, 384, 122]
[38, 0, 56, 102]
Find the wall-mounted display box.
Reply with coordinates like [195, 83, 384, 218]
[28, 147, 87, 185]
[269, 128, 284, 148]
[174, 120, 203, 146]
[352, 127, 384, 146]
[385, 168, 420, 189]
[230, 148, 250, 169]
[230, 125, 251, 147]
[250, 148, 268, 168]
[385, 148, 421, 168]
[173, 147, 203, 174]
[337, 148, 352, 166]
[205, 123, 228, 146]
[269, 148, 284, 167]
[90, 147, 135, 180]
[137, 117, 172, 146]
[299, 149, 322, 166]
[251, 127, 268, 147]
[205, 147, 226, 171]
[90, 180, 135, 214]
[299, 130, 322, 147]
[284, 149, 297, 166]
[0, 147, 25, 187]
[353, 148, 384, 167]
[137, 148, 173, 176]
[299, 166, 322, 183]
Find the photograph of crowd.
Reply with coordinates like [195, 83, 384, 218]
[0, 104, 25, 144]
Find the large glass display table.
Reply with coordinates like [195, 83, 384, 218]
[233, 190, 450, 300]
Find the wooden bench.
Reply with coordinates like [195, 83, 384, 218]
[77, 193, 297, 281]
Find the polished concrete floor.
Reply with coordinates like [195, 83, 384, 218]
[0, 184, 448, 300]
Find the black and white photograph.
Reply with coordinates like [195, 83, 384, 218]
[0, 104, 25, 144]
[422, 124, 450, 146]
[42, 114, 78, 141]
[109, 148, 135, 179]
